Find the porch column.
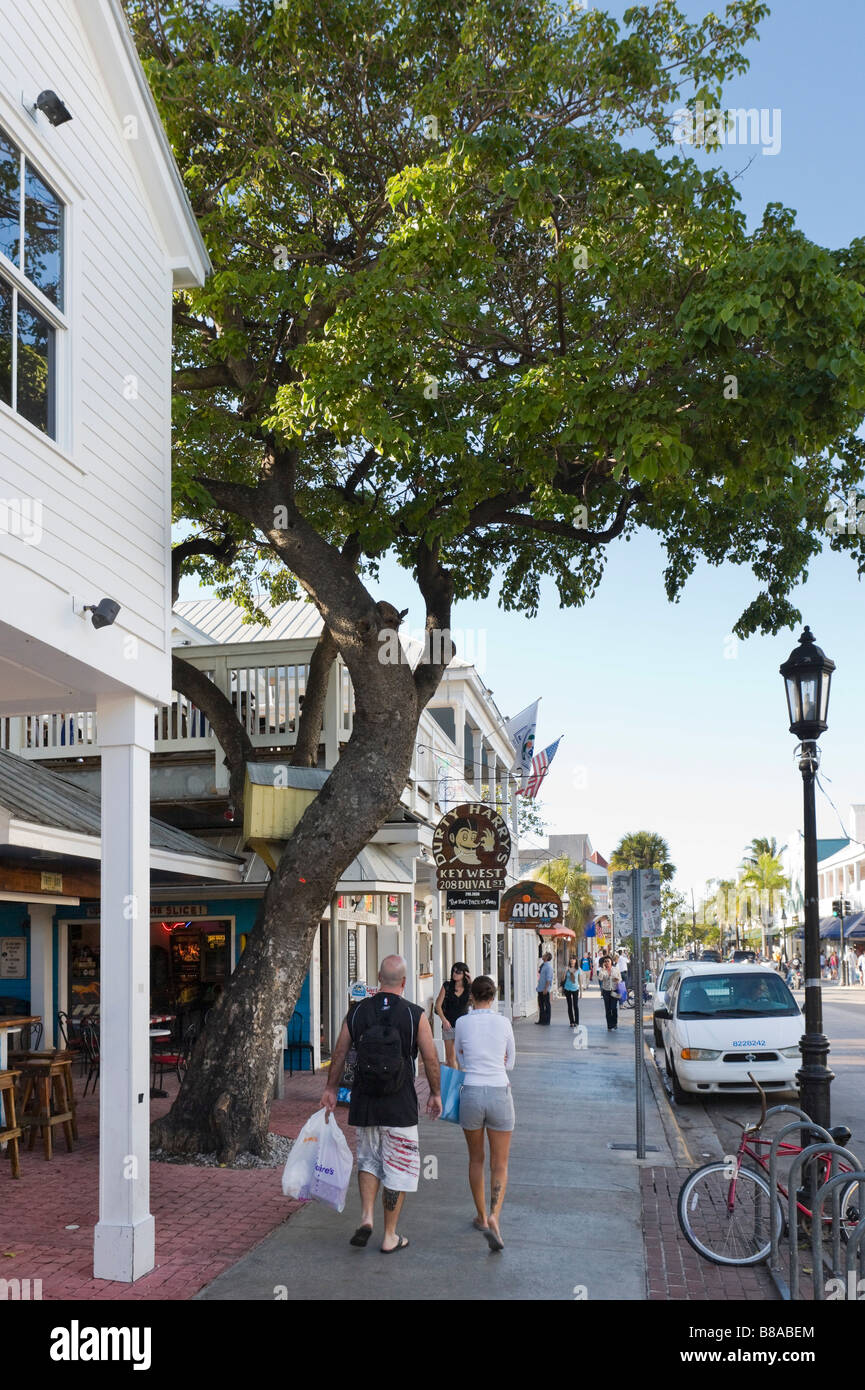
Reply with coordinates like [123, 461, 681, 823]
[431, 887, 443, 1053]
[27, 902, 55, 1049]
[472, 911, 483, 979]
[329, 898, 342, 1048]
[455, 912, 465, 962]
[93, 693, 155, 1283]
[488, 909, 499, 1005]
[503, 924, 512, 1020]
[401, 891, 418, 1003]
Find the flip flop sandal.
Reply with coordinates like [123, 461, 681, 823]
[349, 1226, 373, 1247]
[484, 1230, 504, 1253]
[381, 1236, 410, 1254]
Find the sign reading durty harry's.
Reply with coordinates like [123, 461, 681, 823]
[433, 803, 511, 895]
[499, 881, 563, 926]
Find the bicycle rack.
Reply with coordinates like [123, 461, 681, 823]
[786, 1143, 862, 1300]
[767, 1110, 831, 1298]
[812, 1171, 865, 1300]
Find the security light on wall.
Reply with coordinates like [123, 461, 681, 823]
[33, 90, 73, 126]
[73, 596, 121, 629]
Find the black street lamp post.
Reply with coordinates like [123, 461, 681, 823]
[779, 627, 836, 1129]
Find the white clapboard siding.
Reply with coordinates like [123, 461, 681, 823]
[0, 0, 196, 702]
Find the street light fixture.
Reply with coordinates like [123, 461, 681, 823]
[779, 626, 836, 1128]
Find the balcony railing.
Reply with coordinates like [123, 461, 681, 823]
[0, 642, 352, 763]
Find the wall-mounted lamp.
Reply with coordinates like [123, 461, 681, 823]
[74, 596, 121, 629]
[34, 90, 73, 126]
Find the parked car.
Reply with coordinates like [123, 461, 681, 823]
[656, 963, 804, 1104]
[700, 949, 721, 963]
[731, 949, 757, 963]
[652, 960, 684, 1048]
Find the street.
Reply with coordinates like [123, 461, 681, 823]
[649, 986, 865, 1167]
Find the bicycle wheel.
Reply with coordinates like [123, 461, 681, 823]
[678, 1162, 783, 1266]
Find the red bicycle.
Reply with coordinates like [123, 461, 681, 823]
[677, 1078, 860, 1265]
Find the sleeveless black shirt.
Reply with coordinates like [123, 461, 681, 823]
[347, 992, 424, 1128]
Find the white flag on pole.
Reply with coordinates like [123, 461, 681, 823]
[505, 700, 540, 778]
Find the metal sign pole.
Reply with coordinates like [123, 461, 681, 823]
[633, 868, 646, 1159]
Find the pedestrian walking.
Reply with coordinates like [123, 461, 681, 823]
[562, 956, 581, 1027]
[844, 944, 858, 986]
[579, 953, 591, 995]
[858, 952, 865, 987]
[435, 961, 472, 1068]
[454, 974, 516, 1252]
[536, 950, 554, 1024]
[322, 954, 442, 1253]
[598, 954, 622, 1031]
[616, 947, 630, 991]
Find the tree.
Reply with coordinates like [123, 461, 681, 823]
[125, 0, 865, 1158]
[741, 851, 788, 950]
[530, 855, 595, 936]
[741, 836, 786, 869]
[609, 831, 676, 882]
[517, 796, 548, 840]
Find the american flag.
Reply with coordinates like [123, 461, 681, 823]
[520, 738, 562, 799]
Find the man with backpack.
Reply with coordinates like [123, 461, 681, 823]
[322, 954, 442, 1253]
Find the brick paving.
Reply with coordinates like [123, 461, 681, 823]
[641, 1166, 780, 1300]
[0, 1063, 347, 1301]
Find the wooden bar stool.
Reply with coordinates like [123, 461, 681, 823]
[17, 1059, 75, 1160]
[0, 1069, 22, 1178]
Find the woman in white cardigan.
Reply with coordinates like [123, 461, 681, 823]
[454, 975, 516, 1252]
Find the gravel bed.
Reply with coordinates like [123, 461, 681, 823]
[151, 1132, 293, 1169]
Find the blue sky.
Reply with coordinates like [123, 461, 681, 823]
[181, 0, 865, 901]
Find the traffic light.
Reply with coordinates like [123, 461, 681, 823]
[833, 898, 853, 917]
[844, 898, 853, 917]
[832, 899, 842, 917]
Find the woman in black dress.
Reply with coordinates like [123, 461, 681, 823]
[435, 962, 472, 1068]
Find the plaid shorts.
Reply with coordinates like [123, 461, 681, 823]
[356, 1125, 420, 1192]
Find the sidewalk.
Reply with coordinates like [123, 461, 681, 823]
[197, 992, 672, 1302]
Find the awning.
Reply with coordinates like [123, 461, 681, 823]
[538, 926, 575, 939]
[337, 844, 415, 895]
[820, 913, 865, 940]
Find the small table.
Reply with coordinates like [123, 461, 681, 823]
[0, 1017, 40, 1132]
[149, 1029, 172, 1099]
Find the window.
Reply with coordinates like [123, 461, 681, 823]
[0, 126, 64, 439]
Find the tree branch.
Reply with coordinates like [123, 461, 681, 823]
[171, 655, 254, 818]
[171, 533, 238, 607]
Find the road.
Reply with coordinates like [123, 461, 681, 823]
[648, 986, 865, 1167]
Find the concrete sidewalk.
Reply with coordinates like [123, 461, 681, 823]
[196, 992, 672, 1302]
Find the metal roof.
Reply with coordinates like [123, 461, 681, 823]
[174, 599, 325, 645]
[173, 599, 474, 668]
[0, 750, 240, 864]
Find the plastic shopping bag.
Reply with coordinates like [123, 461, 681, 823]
[617, 981, 628, 1003]
[281, 1107, 327, 1200]
[439, 1064, 463, 1124]
[310, 1112, 354, 1212]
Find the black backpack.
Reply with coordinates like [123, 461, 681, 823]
[354, 996, 408, 1097]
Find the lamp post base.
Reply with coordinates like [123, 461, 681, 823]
[796, 1034, 834, 1130]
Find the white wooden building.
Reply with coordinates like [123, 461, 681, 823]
[0, 0, 209, 1282]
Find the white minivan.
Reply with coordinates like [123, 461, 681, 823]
[657, 963, 804, 1103]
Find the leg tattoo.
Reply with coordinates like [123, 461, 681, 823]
[490, 1181, 502, 1213]
[382, 1187, 400, 1211]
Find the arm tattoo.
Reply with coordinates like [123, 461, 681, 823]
[382, 1187, 400, 1211]
[490, 1181, 502, 1212]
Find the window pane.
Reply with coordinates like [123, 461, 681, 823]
[17, 296, 54, 437]
[0, 132, 20, 267]
[0, 277, 11, 407]
[24, 164, 63, 307]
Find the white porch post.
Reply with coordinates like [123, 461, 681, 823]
[27, 902, 55, 1049]
[472, 911, 483, 979]
[488, 908, 499, 1006]
[455, 912, 465, 962]
[329, 897, 341, 1049]
[401, 890, 418, 1003]
[93, 693, 155, 1283]
[431, 887, 443, 1052]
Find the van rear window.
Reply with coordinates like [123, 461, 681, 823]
[677, 973, 798, 1019]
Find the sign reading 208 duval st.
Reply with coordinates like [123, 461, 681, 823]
[433, 803, 511, 910]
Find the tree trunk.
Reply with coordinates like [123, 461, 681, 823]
[291, 625, 337, 767]
[151, 666, 420, 1159]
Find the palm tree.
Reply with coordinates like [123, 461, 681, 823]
[741, 836, 786, 869]
[609, 831, 675, 882]
[716, 878, 737, 947]
[530, 856, 596, 937]
[740, 852, 788, 955]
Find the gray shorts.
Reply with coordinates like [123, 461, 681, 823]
[459, 1084, 515, 1132]
[442, 1024, 456, 1042]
